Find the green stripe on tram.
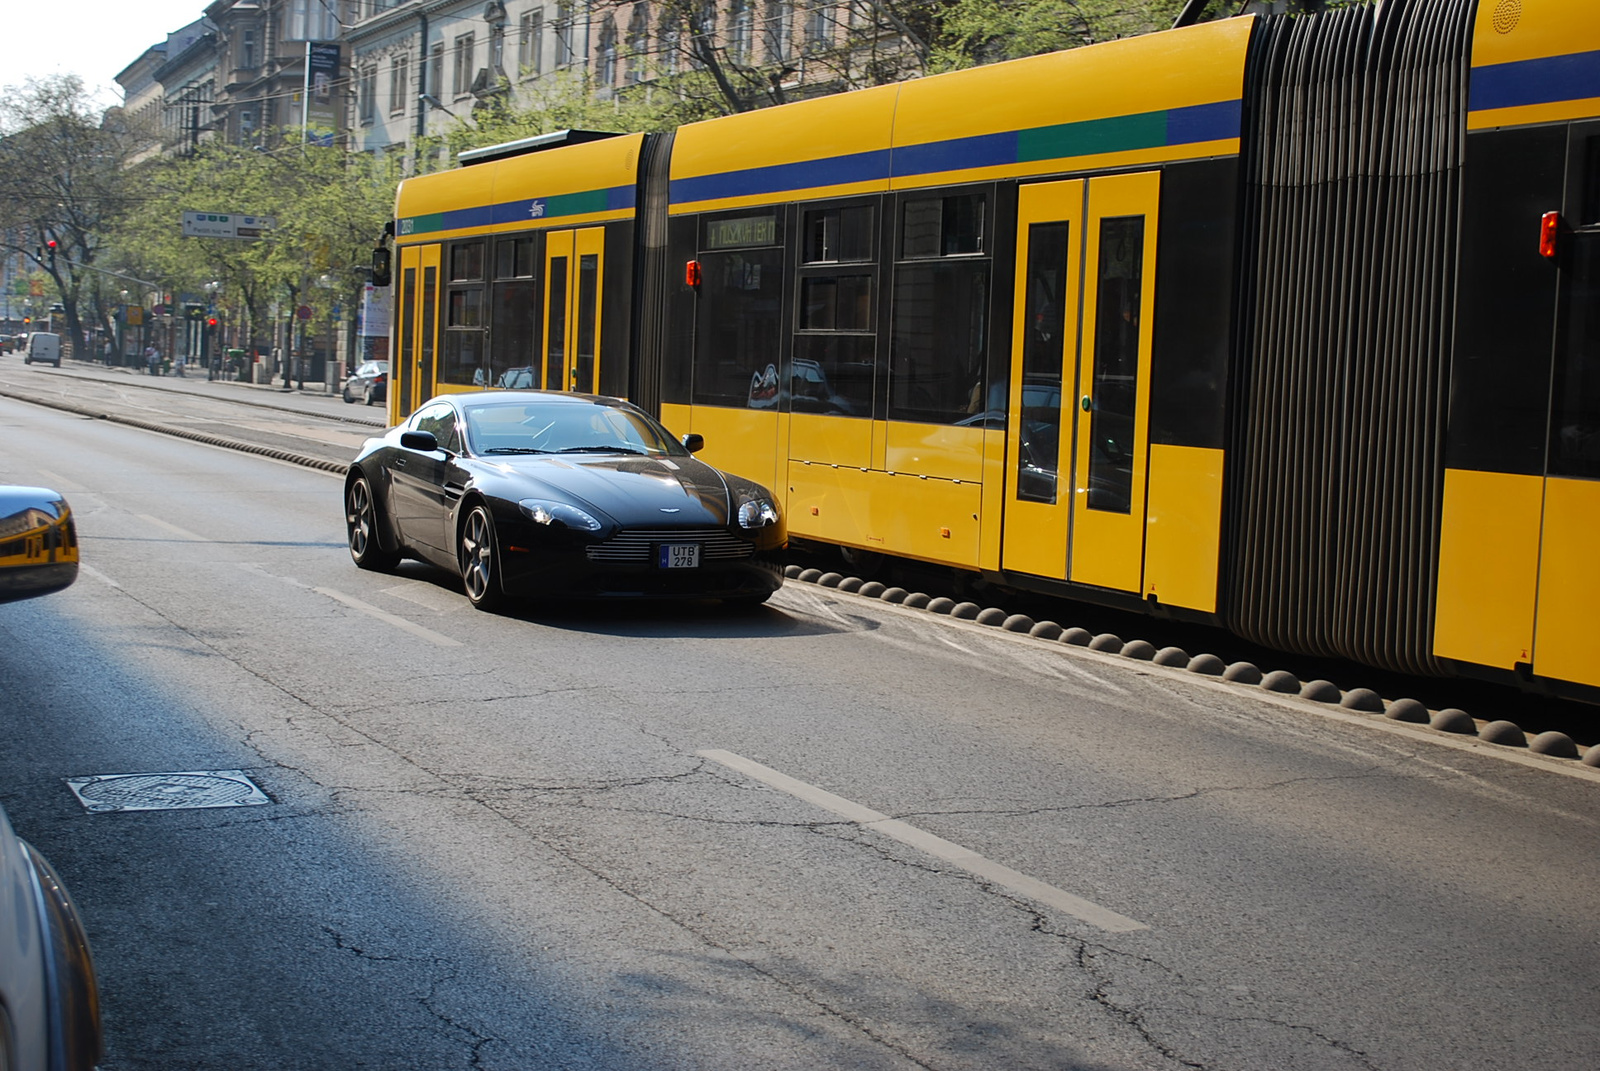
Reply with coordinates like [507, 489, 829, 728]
[1018, 111, 1171, 163]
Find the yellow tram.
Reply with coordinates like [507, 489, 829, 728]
[386, 0, 1600, 700]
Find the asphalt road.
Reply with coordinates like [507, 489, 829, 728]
[1, 387, 1597, 1070]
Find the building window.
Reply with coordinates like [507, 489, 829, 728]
[519, 10, 542, 77]
[805, 2, 832, 52]
[287, 0, 339, 41]
[625, 5, 648, 85]
[598, 22, 617, 87]
[764, 0, 792, 64]
[429, 42, 444, 102]
[389, 53, 408, 113]
[730, 0, 754, 64]
[453, 33, 476, 96]
[555, 2, 575, 67]
[659, 14, 681, 76]
[240, 27, 257, 69]
[357, 65, 377, 124]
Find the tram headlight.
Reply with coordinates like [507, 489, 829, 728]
[737, 496, 780, 529]
[518, 499, 603, 531]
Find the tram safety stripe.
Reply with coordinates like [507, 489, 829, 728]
[1469, 48, 1600, 113]
[697, 748, 1149, 933]
[667, 100, 1241, 206]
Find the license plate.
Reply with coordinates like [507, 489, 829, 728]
[658, 543, 700, 569]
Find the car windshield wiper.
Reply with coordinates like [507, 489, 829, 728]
[481, 447, 555, 455]
[555, 445, 648, 455]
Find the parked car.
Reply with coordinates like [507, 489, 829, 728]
[342, 360, 388, 406]
[0, 485, 101, 1071]
[23, 332, 61, 368]
[344, 391, 786, 610]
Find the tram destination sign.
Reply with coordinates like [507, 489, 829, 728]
[181, 211, 276, 240]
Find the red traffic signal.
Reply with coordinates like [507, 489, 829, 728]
[45, 239, 56, 250]
[206, 317, 218, 327]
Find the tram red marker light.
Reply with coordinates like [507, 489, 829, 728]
[1540, 211, 1561, 259]
[939, 527, 951, 538]
[685, 260, 701, 287]
[810, 506, 819, 515]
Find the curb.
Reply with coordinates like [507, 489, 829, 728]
[780, 564, 1600, 776]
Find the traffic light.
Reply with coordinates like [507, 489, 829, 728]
[45, 238, 57, 266]
[206, 317, 218, 328]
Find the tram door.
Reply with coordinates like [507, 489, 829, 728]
[393, 243, 439, 421]
[1001, 172, 1160, 592]
[542, 227, 604, 393]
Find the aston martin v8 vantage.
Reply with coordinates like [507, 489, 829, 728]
[344, 391, 786, 610]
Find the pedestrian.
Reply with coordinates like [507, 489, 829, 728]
[174, 351, 186, 377]
[145, 343, 160, 376]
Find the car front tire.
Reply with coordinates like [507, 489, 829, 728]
[346, 476, 400, 571]
[364, 388, 376, 406]
[458, 504, 505, 612]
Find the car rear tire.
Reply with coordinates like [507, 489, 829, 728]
[459, 504, 505, 611]
[346, 476, 400, 571]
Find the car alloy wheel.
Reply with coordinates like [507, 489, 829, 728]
[458, 504, 504, 611]
[346, 476, 399, 571]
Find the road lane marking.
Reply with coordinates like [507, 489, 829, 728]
[235, 563, 464, 648]
[136, 514, 209, 542]
[79, 564, 121, 589]
[697, 749, 1149, 933]
[314, 586, 464, 647]
[32, 468, 87, 492]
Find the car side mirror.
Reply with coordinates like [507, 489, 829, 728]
[400, 430, 439, 452]
[0, 486, 78, 603]
[680, 432, 704, 454]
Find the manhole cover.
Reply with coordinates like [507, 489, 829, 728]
[64, 771, 271, 813]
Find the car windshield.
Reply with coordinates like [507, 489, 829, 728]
[462, 399, 685, 458]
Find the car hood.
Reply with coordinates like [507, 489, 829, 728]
[488, 454, 733, 525]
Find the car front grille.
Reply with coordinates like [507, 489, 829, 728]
[585, 527, 754, 563]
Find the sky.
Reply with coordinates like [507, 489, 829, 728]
[6, 1, 217, 108]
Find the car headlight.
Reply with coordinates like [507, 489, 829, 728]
[518, 499, 603, 531]
[737, 497, 780, 529]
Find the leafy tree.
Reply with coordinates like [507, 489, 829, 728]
[0, 75, 140, 356]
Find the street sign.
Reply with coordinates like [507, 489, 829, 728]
[181, 212, 276, 240]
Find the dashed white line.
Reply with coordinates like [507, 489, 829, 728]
[313, 587, 464, 647]
[136, 514, 209, 542]
[78, 564, 121, 589]
[697, 748, 1149, 933]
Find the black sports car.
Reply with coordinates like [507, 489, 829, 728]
[344, 391, 786, 610]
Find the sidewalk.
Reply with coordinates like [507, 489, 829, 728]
[13, 356, 387, 426]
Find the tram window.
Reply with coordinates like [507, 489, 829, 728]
[693, 247, 785, 408]
[792, 334, 875, 416]
[1087, 216, 1145, 514]
[1549, 230, 1600, 478]
[901, 193, 986, 259]
[799, 274, 872, 331]
[888, 260, 989, 425]
[491, 278, 538, 385]
[803, 205, 873, 263]
[447, 288, 483, 327]
[495, 235, 536, 279]
[449, 240, 484, 281]
[1013, 222, 1071, 503]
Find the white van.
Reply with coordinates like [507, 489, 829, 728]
[23, 332, 61, 367]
